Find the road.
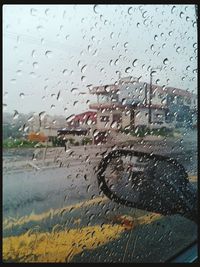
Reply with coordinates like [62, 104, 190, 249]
[2, 134, 197, 263]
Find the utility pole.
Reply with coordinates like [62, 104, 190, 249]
[148, 70, 153, 127]
[144, 83, 148, 105]
[148, 67, 162, 128]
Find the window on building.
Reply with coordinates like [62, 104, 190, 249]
[186, 98, 191, 105]
[113, 114, 122, 123]
[177, 96, 184, 105]
[153, 113, 164, 123]
[158, 93, 163, 99]
[167, 95, 175, 105]
[100, 115, 110, 122]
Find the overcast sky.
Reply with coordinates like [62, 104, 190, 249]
[3, 4, 197, 117]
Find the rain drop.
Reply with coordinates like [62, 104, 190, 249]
[63, 69, 68, 75]
[13, 110, 19, 119]
[125, 67, 131, 73]
[154, 35, 158, 41]
[71, 88, 78, 94]
[81, 76, 86, 82]
[110, 32, 114, 39]
[33, 62, 38, 69]
[128, 7, 133, 15]
[19, 93, 25, 98]
[163, 58, 169, 65]
[114, 59, 119, 65]
[45, 50, 52, 58]
[31, 50, 36, 58]
[132, 59, 138, 67]
[171, 6, 176, 14]
[16, 70, 22, 75]
[93, 5, 99, 14]
[73, 101, 78, 106]
[30, 8, 37, 16]
[45, 8, 49, 16]
[66, 114, 75, 123]
[124, 42, 128, 48]
[81, 65, 87, 73]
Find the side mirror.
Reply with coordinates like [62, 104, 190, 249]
[97, 150, 197, 223]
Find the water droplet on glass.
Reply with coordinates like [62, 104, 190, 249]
[63, 69, 68, 75]
[66, 114, 75, 123]
[110, 32, 114, 39]
[71, 88, 78, 94]
[31, 50, 36, 58]
[45, 8, 49, 16]
[37, 25, 43, 32]
[171, 6, 176, 14]
[88, 45, 92, 53]
[19, 92, 25, 98]
[33, 62, 38, 69]
[30, 8, 37, 16]
[154, 35, 158, 41]
[114, 59, 119, 66]
[193, 21, 197, 28]
[81, 76, 86, 82]
[155, 79, 160, 84]
[13, 110, 19, 119]
[30, 72, 36, 78]
[125, 67, 131, 73]
[73, 101, 78, 107]
[122, 98, 127, 105]
[163, 58, 169, 65]
[186, 16, 190, 21]
[179, 12, 184, 18]
[132, 59, 138, 67]
[45, 50, 52, 58]
[93, 5, 99, 14]
[124, 42, 128, 48]
[39, 111, 46, 120]
[16, 70, 22, 75]
[28, 115, 34, 122]
[142, 11, 147, 18]
[128, 7, 133, 15]
[81, 65, 87, 73]
[193, 43, 197, 49]
[111, 121, 118, 128]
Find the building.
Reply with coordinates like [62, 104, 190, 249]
[67, 111, 97, 128]
[89, 76, 197, 136]
[57, 111, 97, 144]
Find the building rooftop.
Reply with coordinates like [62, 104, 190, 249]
[89, 103, 167, 110]
[69, 111, 97, 124]
[89, 84, 119, 94]
[90, 77, 196, 98]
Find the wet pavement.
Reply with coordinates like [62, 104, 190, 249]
[2, 132, 197, 263]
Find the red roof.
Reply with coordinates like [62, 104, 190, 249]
[73, 111, 97, 123]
